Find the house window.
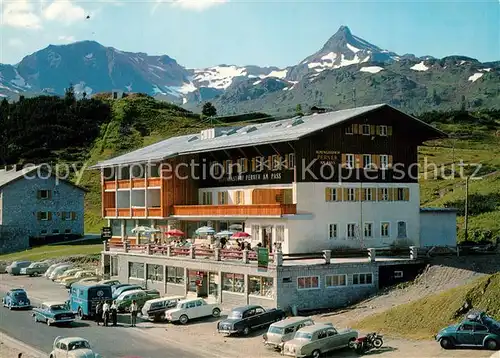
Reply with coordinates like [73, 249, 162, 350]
[379, 125, 388, 136]
[61, 211, 73, 221]
[248, 276, 274, 298]
[287, 153, 295, 169]
[201, 192, 213, 205]
[275, 225, 285, 243]
[255, 156, 264, 171]
[397, 221, 407, 238]
[235, 191, 244, 205]
[394, 271, 403, 279]
[237, 158, 247, 173]
[361, 124, 370, 135]
[251, 225, 260, 241]
[147, 264, 164, 282]
[364, 223, 373, 238]
[346, 154, 355, 169]
[325, 188, 337, 202]
[381, 222, 390, 237]
[347, 223, 356, 238]
[397, 188, 405, 201]
[64, 229, 72, 234]
[328, 224, 338, 239]
[211, 162, 221, 176]
[272, 155, 281, 170]
[325, 274, 347, 287]
[353, 273, 373, 285]
[364, 188, 373, 201]
[297, 276, 319, 290]
[218, 192, 228, 204]
[222, 273, 244, 293]
[363, 154, 372, 169]
[37, 212, 51, 221]
[40, 230, 48, 236]
[38, 190, 50, 199]
[345, 124, 353, 135]
[380, 188, 389, 201]
[52, 229, 60, 234]
[380, 155, 389, 170]
[128, 262, 145, 279]
[166, 266, 184, 284]
[347, 188, 355, 201]
[224, 160, 232, 175]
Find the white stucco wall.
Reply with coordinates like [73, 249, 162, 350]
[419, 210, 457, 247]
[199, 183, 293, 205]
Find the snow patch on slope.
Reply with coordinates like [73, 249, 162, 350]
[468, 73, 483, 82]
[410, 61, 429, 71]
[480, 68, 491, 72]
[166, 81, 197, 97]
[346, 43, 360, 53]
[307, 53, 368, 73]
[360, 66, 384, 74]
[193, 65, 247, 89]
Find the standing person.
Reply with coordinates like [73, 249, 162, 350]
[102, 300, 110, 327]
[111, 300, 118, 326]
[130, 300, 138, 327]
[95, 301, 103, 326]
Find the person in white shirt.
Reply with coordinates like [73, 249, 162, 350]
[102, 301, 110, 326]
[110, 300, 118, 326]
[130, 300, 138, 327]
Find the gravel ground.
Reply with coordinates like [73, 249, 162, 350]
[0, 337, 40, 358]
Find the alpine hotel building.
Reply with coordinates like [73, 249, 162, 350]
[94, 104, 457, 310]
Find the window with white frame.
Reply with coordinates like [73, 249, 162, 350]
[297, 276, 319, 290]
[325, 274, 347, 287]
[347, 223, 356, 238]
[345, 124, 353, 135]
[325, 188, 337, 202]
[202, 192, 213, 205]
[381, 222, 390, 237]
[38, 189, 50, 199]
[380, 188, 389, 201]
[251, 225, 260, 241]
[361, 124, 370, 135]
[275, 225, 284, 243]
[397, 188, 405, 201]
[287, 153, 295, 170]
[328, 224, 338, 239]
[380, 155, 389, 170]
[37, 211, 50, 221]
[347, 188, 355, 201]
[363, 154, 372, 169]
[364, 188, 373, 201]
[394, 270, 403, 278]
[211, 162, 221, 176]
[346, 154, 355, 169]
[256, 156, 264, 171]
[272, 155, 281, 170]
[40, 229, 47, 236]
[225, 160, 232, 175]
[379, 125, 388, 136]
[64, 229, 71, 234]
[352, 273, 373, 285]
[218, 191, 228, 205]
[237, 158, 246, 173]
[52, 229, 60, 234]
[364, 223, 373, 238]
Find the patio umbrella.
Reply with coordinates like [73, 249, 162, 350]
[165, 229, 185, 237]
[195, 226, 215, 235]
[131, 226, 160, 234]
[229, 224, 243, 231]
[232, 231, 250, 238]
[215, 230, 234, 237]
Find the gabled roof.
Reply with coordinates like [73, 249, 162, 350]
[0, 165, 88, 191]
[90, 103, 447, 169]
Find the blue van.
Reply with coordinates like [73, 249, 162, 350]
[69, 283, 112, 319]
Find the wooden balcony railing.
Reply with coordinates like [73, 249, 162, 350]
[147, 208, 162, 217]
[118, 208, 130, 217]
[132, 208, 145, 217]
[103, 177, 162, 190]
[117, 179, 130, 189]
[104, 207, 163, 218]
[104, 181, 116, 190]
[131, 179, 145, 189]
[147, 178, 162, 187]
[104, 208, 116, 217]
[171, 204, 296, 217]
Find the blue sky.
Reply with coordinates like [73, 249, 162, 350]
[1, 0, 499, 68]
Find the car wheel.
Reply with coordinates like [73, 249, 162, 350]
[373, 337, 383, 348]
[348, 338, 356, 349]
[485, 339, 498, 350]
[439, 338, 453, 349]
[242, 326, 250, 336]
[212, 308, 221, 318]
[311, 349, 321, 358]
[33, 315, 38, 323]
[179, 315, 189, 325]
[8, 304, 12, 310]
[78, 307, 84, 320]
[46, 319, 51, 326]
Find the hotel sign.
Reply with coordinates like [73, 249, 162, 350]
[315, 150, 339, 165]
[257, 248, 269, 272]
[201, 170, 293, 188]
[220, 172, 283, 183]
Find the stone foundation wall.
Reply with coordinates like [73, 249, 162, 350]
[0, 225, 29, 255]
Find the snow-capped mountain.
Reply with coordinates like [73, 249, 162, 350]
[0, 25, 498, 113]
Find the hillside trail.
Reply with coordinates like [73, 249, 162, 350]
[315, 255, 500, 328]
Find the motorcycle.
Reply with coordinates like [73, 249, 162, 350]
[349, 332, 384, 354]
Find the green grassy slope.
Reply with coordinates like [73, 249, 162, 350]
[356, 273, 500, 340]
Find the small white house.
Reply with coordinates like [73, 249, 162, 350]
[419, 207, 458, 247]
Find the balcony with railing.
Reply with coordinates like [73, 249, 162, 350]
[170, 203, 296, 217]
[103, 177, 162, 190]
[104, 207, 163, 218]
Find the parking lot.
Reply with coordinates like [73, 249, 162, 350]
[0, 274, 494, 358]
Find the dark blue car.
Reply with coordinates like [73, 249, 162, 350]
[2, 288, 31, 309]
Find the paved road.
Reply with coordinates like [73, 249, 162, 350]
[0, 289, 200, 358]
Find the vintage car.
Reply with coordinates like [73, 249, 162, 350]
[217, 305, 286, 336]
[61, 270, 98, 288]
[33, 301, 76, 326]
[116, 289, 160, 312]
[141, 296, 184, 321]
[165, 298, 221, 324]
[2, 288, 31, 309]
[45, 263, 69, 278]
[49, 265, 74, 281]
[282, 323, 358, 358]
[50, 336, 102, 358]
[263, 317, 316, 351]
[54, 268, 82, 283]
[112, 284, 143, 300]
[20, 261, 50, 276]
[98, 279, 121, 286]
[6, 261, 32, 275]
[436, 317, 500, 350]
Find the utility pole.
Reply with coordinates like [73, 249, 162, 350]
[464, 176, 469, 241]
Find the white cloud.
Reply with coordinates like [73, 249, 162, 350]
[1, 0, 42, 29]
[8, 38, 25, 47]
[58, 35, 76, 43]
[152, 0, 227, 14]
[43, 0, 86, 24]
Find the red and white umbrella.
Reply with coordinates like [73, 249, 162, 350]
[165, 229, 185, 237]
[231, 231, 250, 238]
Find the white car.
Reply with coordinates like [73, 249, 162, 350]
[165, 298, 221, 325]
[49, 265, 73, 281]
[50, 336, 101, 358]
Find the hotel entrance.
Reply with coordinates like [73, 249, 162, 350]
[262, 226, 273, 251]
[187, 270, 208, 298]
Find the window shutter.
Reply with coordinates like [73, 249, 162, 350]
[361, 188, 366, 201]
[343, 188, 349, 201]
[341, 154, 347, 168]
[370, 125, 376, 135]
[376, 126, 381, 135]
[388, 155, 393, 168]
[388, 126, 393, 136]
[353, 124, 359, 134]
[71, 212, 76, 220]
[251, 158, 256, 171]
[373, 155, 380, 169]
[48, 212, 52, 220]
[336, 188, 342, 201]
[354, 154, 361, 169]
[324, 188, 330, 202]
[377, 188, 383, 201]
[388, 188, 395, 201]
[354, 188, 360, 201]
[404, 188, 410, 201]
